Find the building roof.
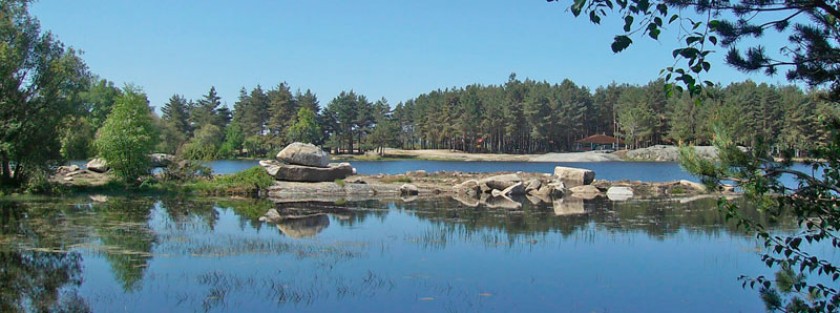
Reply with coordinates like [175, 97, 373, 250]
[575, 134, 624, 145]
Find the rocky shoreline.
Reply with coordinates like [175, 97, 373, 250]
[258, 143, 724, 208]
[264, 170, 721, 203]
[53, 143, 732, 208]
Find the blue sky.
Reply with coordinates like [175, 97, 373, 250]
[32, 0, 782, 110]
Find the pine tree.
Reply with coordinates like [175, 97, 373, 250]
[161, 94, 191, 135]
[191, 86, 223, 130]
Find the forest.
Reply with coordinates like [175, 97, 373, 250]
[60, 73, 838, 161]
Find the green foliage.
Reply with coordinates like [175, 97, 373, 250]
[218, 123, 245, 159]
[0, 0, 89, 186]
[59, 116, 96, 160]
[368, 98, 401, 155]
[94, 87, 157, 184]
[555, 0, 840, 309]
[334, 178, 345, 188]
[552, 0, 840, 97]
[188, 166, 273, 195]
[181, 124, 224, 161]
[616, 87, 656, 149]
[160, 159, 212, 182]
[286, 106, 322, 144]
[81, 77, 122, 129]
[324, 90, 374, 153]
[161, 94, 191, 136]
[232, 86, 269, 138]
[190, 86, 228, 130]
[267, 82, 297, 148]
[154, 115, 186, 155]
[681, 114, 840, 311]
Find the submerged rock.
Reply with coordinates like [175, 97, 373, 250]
[260, 209, 331, 239]
[276, 142, 330, 168]
[553, 198, 586, 216]
[568, 185, 602, 199]
[452, 193, 480, 207]
[483, 194, 522, 210]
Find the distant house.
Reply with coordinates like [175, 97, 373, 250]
[574, 134, 624, 151]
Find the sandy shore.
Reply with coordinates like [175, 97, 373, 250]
[347, 148, 624, 162]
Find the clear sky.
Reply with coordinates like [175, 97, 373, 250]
[31, 0, 783, 110]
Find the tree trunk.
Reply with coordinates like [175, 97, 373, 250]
[0, 152, 11, 185]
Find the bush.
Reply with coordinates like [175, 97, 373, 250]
[189, 166, 274, 195]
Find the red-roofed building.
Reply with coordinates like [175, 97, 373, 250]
[574, 134, 624, 151]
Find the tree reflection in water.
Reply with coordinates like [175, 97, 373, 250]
[0, 201, 90, 312]
[0, 195, 799, 312]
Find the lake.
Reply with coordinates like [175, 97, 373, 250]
[207, 159, 698, 182]
[0, 196, 793, 312]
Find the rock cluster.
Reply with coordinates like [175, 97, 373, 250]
[260, 142, 355, 182]
[451, 166, 599, 211]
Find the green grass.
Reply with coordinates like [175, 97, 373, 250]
[334, 178, 345, 187]
[187, 166, 274, 196]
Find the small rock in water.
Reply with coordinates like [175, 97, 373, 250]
[399, 184, 419, 196]
[606, 186, 634, 201]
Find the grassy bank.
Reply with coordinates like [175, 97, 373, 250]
[36, 166, 276, 197]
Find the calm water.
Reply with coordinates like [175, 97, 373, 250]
[0, 196, 796, 312]
[206, 159, 697, 182]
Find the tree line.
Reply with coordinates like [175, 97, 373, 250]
[140, 74, 835, 159]
[60, 74, 840, 166]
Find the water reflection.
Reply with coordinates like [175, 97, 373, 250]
[0, 195, 797, 312]
[0, 201, 90, 313]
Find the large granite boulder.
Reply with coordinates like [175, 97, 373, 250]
[479, 174, 522, 191]
[276, 142, 330, 168]
[150, 153, 176, 168]
[267, 162, 354, 182]
[86, 158, 109, 173]
[553, 166, 595, 187]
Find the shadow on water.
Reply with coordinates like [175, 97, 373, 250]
[0, 195, 799, 312]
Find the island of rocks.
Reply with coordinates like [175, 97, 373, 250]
[261, 143, 722, 209]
